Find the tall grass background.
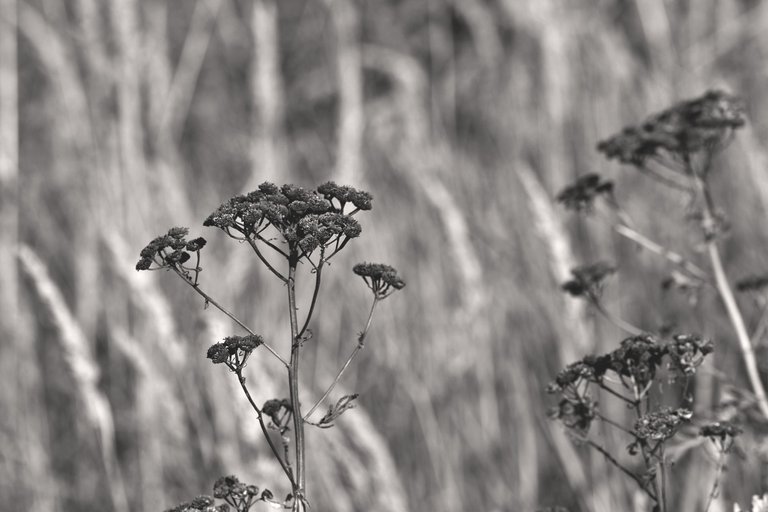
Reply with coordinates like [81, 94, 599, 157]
[4, 1, 768, 511]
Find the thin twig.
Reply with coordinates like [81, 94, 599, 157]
[236, 370, 296, 487]
[247, 237, 288, 283]
[585, 440, 656, 501]
[592, 300, 644, 336]
[170, 266, 289, 367]
[298, 251, 324, 338]
[303, 297, 379, 420]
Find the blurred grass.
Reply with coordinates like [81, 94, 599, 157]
[5, 0, 768, 510]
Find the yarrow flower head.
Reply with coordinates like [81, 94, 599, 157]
[699, 421, 742, 443]
[736, 274, 768, 294]
[597, 90, 746, 167]
[629, 407, 692, 453]
[353, 262, 405, 298]
[548, 395, 597, 435]
[203, 182, 370, 258]
[665, 333, 713, 377]
[561, 261, 616, 300]
[136, 227, 207, 273]
[556, 173, 615, 213]
[206, 334, 264, 370]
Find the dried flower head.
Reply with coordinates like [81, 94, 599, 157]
[562, 262, 616, 300]
[353, 262, 405, 298]
[548, 396, 597, 435]
[206, 334, 264, 370]
[665, 334, 713, 377]
[556, 173, 615, 213]
[547, 354, 612, 392]
[203, 182, 369, 258]
[597, 90, 746, 167]
[136, 227, 206, 274]
[608, 334, 666, 388]
[699, 421, 742, 443]
[632, 407, 692, 445]
[262, 398, 292, 425]
[736, 274, 768, 293]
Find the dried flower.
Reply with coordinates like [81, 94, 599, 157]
[598, 90, 746, 167]
[548, 396, 597, 435]
[699, 421, 742, 442]
[562, 262, 616, 300]
[556, 173, 615, 213]
[353, 262, 405, 298]
[206, 335, 264, 369]
[608, 334, 666, 388]
[665, 334, 713, 377]
[136, 228, 205, 273]
[631, 408, 692, 447]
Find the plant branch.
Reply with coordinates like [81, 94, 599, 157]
[286, 255, 306, 504]
[303, 297, 379, 420]
[247, 237, 288, 283]
[585, 439, 656, 501]
[298, 251, 324, 338]
[235, 370, 296, 487]
[592, 300, 644, 336]
[170, 266, 288, 367]
[691, 170, 768, 420]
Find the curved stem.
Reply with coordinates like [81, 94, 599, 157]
[298, 253, 324, 338]
[236, 370, 297, 487]
[303, 297, 378, 420]
[247, 237, 287, 283]
[585, 440, 656, 502]
[170, 266, 288, 367]
[592, 300, 644, 336]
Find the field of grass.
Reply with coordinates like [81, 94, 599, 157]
[4, 1, 768, 511]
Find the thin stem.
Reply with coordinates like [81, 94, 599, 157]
[690, 170, 768, 420]
[255, 232, 289, 258]
[286, 255, 306, 504]
[704, 447, 727, 512]
[592, 300, 644, 336]
[303, 297, 379, 420]
[585, 440, 656, 501]
[298, 251, 324, 338]
[170, 266, 289, 367]
[658, 444, 667, 512]
[247, 237, 288, 283]
[235, 370, 296, 487]
[595, 411, 633, 436]
[598, 382, 637, 406]
[612, 223, 709, 282]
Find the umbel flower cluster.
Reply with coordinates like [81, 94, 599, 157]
[203, 181, 370, 256]
[597, 89, 746, 167]
[136, 227, 207, 272]
[556, 173, 615, 213]
[548, 333, 714, 435]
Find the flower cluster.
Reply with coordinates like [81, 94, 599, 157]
[136, 227, 207, 272]
[556, 173, 614, 213]
[203, 182, 370, 256]
[207, 335, 264, 370]
[353, 262, 406, 298]
[736, 274, 768, 293]
[163, 495, 228, 512]
[665, 334, 714, 377]
[548, 396, 597, 436]
[213, 475, 275, 511]
[597, 90, 746, 167]
[561, 262, 616, 300]
[262, 398, 292, 425]
[632, 408, 692, 444]
[548, 333, 712, 395]
[699, 421, 742, 443]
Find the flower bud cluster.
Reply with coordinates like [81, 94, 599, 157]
[207, 335, 264, 370]
[353, 262, 405, 298]
[556, 173, 614, 213]
[136, 227, 207, 271]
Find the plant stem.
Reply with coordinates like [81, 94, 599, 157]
[592, 300, 644, 336]
[298, 253, 324, 338]
[658, 444, 667, 512]
[236, 370, 296, 487]
[286, 254, 306, 508]
[691, 172, 768, 420]
[171, 266, 288, 367]
[303, 297, 378, 420]
[612, 223, 709, 282]
[585, 440, 656, 502]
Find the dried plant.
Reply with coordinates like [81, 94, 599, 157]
[547, 90, 764, 511]
[137, 182, 404, 512]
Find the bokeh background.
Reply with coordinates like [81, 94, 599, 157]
[4, 0, 768, 511]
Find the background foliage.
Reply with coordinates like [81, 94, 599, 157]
[4, 0, 768, 511]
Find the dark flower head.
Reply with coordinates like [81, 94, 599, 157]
[556, 173, 615, 213]
[213, 476, 240, 499]
[262, 398, 291, 424]
[548, 396, 597, 435]
[665, 334, 713, 377]
[736, 274, 768, 293]
[204, 182, 370, 258]
[597, 90, 746, 167]
[548, 354, 612, 392]
[190, 496, 214, 509]
[632, 407, 692, 445]
[353, 262, 405, 297]
[699, 421, 742, 442]
[562, 262, 615, 300]
[136, 228, 202, 272]
[608, 334, 666, 388]
[206, 334, 264, 368]
[186, 237, 207, 252]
